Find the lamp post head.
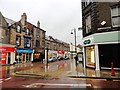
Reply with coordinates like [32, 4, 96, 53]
[71, 32, 73, 34]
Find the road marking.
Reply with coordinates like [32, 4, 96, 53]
[23, 83, 91, 88]
[4, 77, 11, 81]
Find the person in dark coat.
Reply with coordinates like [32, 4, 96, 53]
[74, 55, 78, 66]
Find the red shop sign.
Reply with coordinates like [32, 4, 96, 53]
[0, 47, 16, 52]
[57, 50, 64, 54]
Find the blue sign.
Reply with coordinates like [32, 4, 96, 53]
[17, 48, 33, 53]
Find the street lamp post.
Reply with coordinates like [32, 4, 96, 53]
[71, 28, 77, 54]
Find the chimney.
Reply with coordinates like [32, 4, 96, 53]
[37, 21, 40, 28]
[21, 13, 27, 27]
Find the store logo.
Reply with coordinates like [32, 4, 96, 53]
[84, 39, 91, 45]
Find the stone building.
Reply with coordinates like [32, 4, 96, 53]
[45, 35, 70, 58]
[33, 21, 46, 62]
[0, 12, 46, 64]
[82, 1, 120, 70]
[0, 12, 16, 65]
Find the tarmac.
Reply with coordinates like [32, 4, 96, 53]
[12, 59, 120, 81]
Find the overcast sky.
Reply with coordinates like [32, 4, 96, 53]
[0, 0, 83, 45]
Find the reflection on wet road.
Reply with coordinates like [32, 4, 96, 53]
[14, 60, 77, 78]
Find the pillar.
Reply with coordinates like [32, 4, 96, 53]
[31, 53, 33, 62]
[95, 44, 100, 70]
[83, 47, 86, 68]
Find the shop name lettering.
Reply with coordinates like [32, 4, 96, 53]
[84, 39, 91, 45]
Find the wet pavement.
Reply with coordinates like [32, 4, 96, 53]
[10, 59, 120, 80]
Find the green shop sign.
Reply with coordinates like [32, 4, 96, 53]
[84, 39, 91, 45]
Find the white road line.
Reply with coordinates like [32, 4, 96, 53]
[23, 83, 91, 88]
[4, 77, 11, 81]
[0, 77, 11, 83]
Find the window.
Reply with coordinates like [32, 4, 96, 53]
[84, 0, 93, 7]
[25, 28, 29, 35]
[111, 6, 120, 27]
[85, 15, 91, 33]
[16, 36, 21, 46]
[17, 25, 21, 33]
[24, 37, 31, 48]
[36, 40, 40, 47]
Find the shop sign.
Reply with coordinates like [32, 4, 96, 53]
[17, 48, 33, 53]
[57, 50, 64, 54]
[84, 39, 91, 45]
[0, 47, 16, 52]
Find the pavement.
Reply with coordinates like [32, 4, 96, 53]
[11, 59, 120, 81]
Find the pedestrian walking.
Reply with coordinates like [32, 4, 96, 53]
[74, 55, 78, 66]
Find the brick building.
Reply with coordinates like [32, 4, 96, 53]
[82, 1, 120, 70]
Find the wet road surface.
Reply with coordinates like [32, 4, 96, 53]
[1, 59, 120, 89]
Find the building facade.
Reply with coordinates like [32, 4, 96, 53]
[0, 12, 46, 64]
[82, 2, 120, 70]
[33, 21, 46, 62]
[0, 12, 16, 65]
[45, 35, 70, 59]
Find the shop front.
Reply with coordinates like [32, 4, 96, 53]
[16, 48, 34, 63]
[83, 31, 120, 70]
[0, 46, 16, 65]
[33, 49, 45, 63]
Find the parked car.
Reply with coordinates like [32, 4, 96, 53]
[64, 56, 70, 60]
[48, 57, 57, 62]
[57, 56, 64, 61]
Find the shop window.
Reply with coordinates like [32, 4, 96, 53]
[111, 6, 120, 27]
[26, 53, 31, 62]
[86, 46, 95, 67]
[16, 36, 21, 46]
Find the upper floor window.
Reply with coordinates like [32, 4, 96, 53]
[25, 28, 30, 35]
[83, 0, 93, 7]
[85, 14, 91, 33]
[36, 40, 40, 48]
[24, 37, 31, 48]
[111, 6, 120, 27]
[17, 25, 21, 33]
[16, 36, 21, 46]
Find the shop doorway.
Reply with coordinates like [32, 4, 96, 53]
[26, 53, 31, 62]
[7, 52, 10, 64]
[99, 44, 120, 69]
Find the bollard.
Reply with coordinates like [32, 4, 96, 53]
[111, 62, 115, 76]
